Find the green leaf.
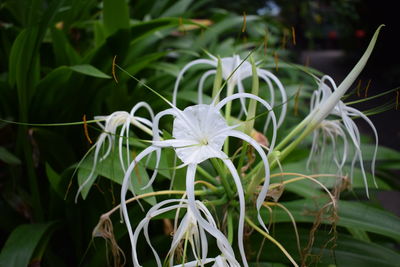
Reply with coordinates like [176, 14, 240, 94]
[347, 228, 371, 242]
[160, 0, 193, 17]
[69, 64, 111, 79]
[254, 225, 400, 266]
[317, 234, 400, 266]
[45, 163, 64, 198]
[77, 148, 156, 205]
[269, 199, 400, 241]
[0, 146, 21, 165]
[103, 0, 130, 36]
[0, 222, 57, 267]
[51, 27, 81, 66]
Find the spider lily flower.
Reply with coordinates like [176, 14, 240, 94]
[76, 102, 155, 201]
[308, 75, 378, 196]
[121, 93, 278, 267]
[172, 54, 287, 129]
[283, 25, 383, 197]
[130, 199, 239, 266]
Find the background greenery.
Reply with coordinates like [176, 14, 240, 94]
[0, 0, 399, 266]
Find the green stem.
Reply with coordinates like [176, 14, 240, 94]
[182, 231, 190, 265]
[227, 209, 234, 244]
[223, 83, 235, 155]
[211, 158, 233, 199]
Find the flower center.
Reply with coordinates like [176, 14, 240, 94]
[199, 138, 209, 146]
[172, 104, 230, 164]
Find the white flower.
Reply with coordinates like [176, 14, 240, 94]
[121, 93, 277, 267]
[76, 102, 154, 201]
[130, 199, 239, 267]
[308, 75, 378, 196]
[172, 54, 287, 129]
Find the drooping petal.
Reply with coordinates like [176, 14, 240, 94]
[173, 59, 216, 106]
[185, 164, 237, 262]
[198, 70, 216, 104]
[120, 145, 159, 263]
[228, 130, 270, 233]
[221, 157, 248, 267]
[258, 69, 288, 129]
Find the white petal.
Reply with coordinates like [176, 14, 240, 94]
[227, 130, 270, 233]
[215, 92, 277, 151]
[173, 59, 216, 106]
[221, 157, 249, 267]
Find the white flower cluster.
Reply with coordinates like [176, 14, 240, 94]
[84, 25, 383, 265]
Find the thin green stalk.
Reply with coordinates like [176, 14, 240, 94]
[245, 217, 299, 267]
[227, 209, 234, 244]
[223, 82, 235, 155]
[182, 231, 190, 265]
[211, 57, 222, 102]
[244, 56, 259, 134]
[210, 158, 233, 199]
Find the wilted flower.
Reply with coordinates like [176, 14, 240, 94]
[121, 92, 277, 266]
[130, 199, 239, 266]
[172, 54, 287, 129]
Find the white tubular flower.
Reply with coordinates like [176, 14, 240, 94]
[130, 199, 239, 267]
[76, 102, 154, 201]
[172, 54, 287, 129]
[309, 75, 378, 196]
[121, 93, 277, 267]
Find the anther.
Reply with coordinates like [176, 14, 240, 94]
[291, 26, 296, 45]
[83, 114, 93, 144]
[241, 12, 246, 33]
[274, 51, 279, 72]
[112, 55, 118, 84]
[356, 79, 362, 97]
[364, 79, 371, 98]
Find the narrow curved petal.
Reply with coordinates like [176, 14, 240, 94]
[120, 145, 159, 264]
[185, 164, 237, 262]
[198, 70, 216, 104]
[221, 157, 249, 267]
[227, 130, 270, 233]
[173, 59, 216, 106]
[258, 69, 288, 129]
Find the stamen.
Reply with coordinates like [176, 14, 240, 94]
[83, 114, 93, 144]
[294, 86, 302, 116]
[281, 29, 288, 50]
[364, 79, 371, 98]
[241, 12, 246, 33]
[112, 55, 118, 84]
[274, 51, 279, 72]
[179, 17, 186, 35]
[291, 26, 296, 45]
[304, 55, 310, 68]
[356, 79, 362, 97]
